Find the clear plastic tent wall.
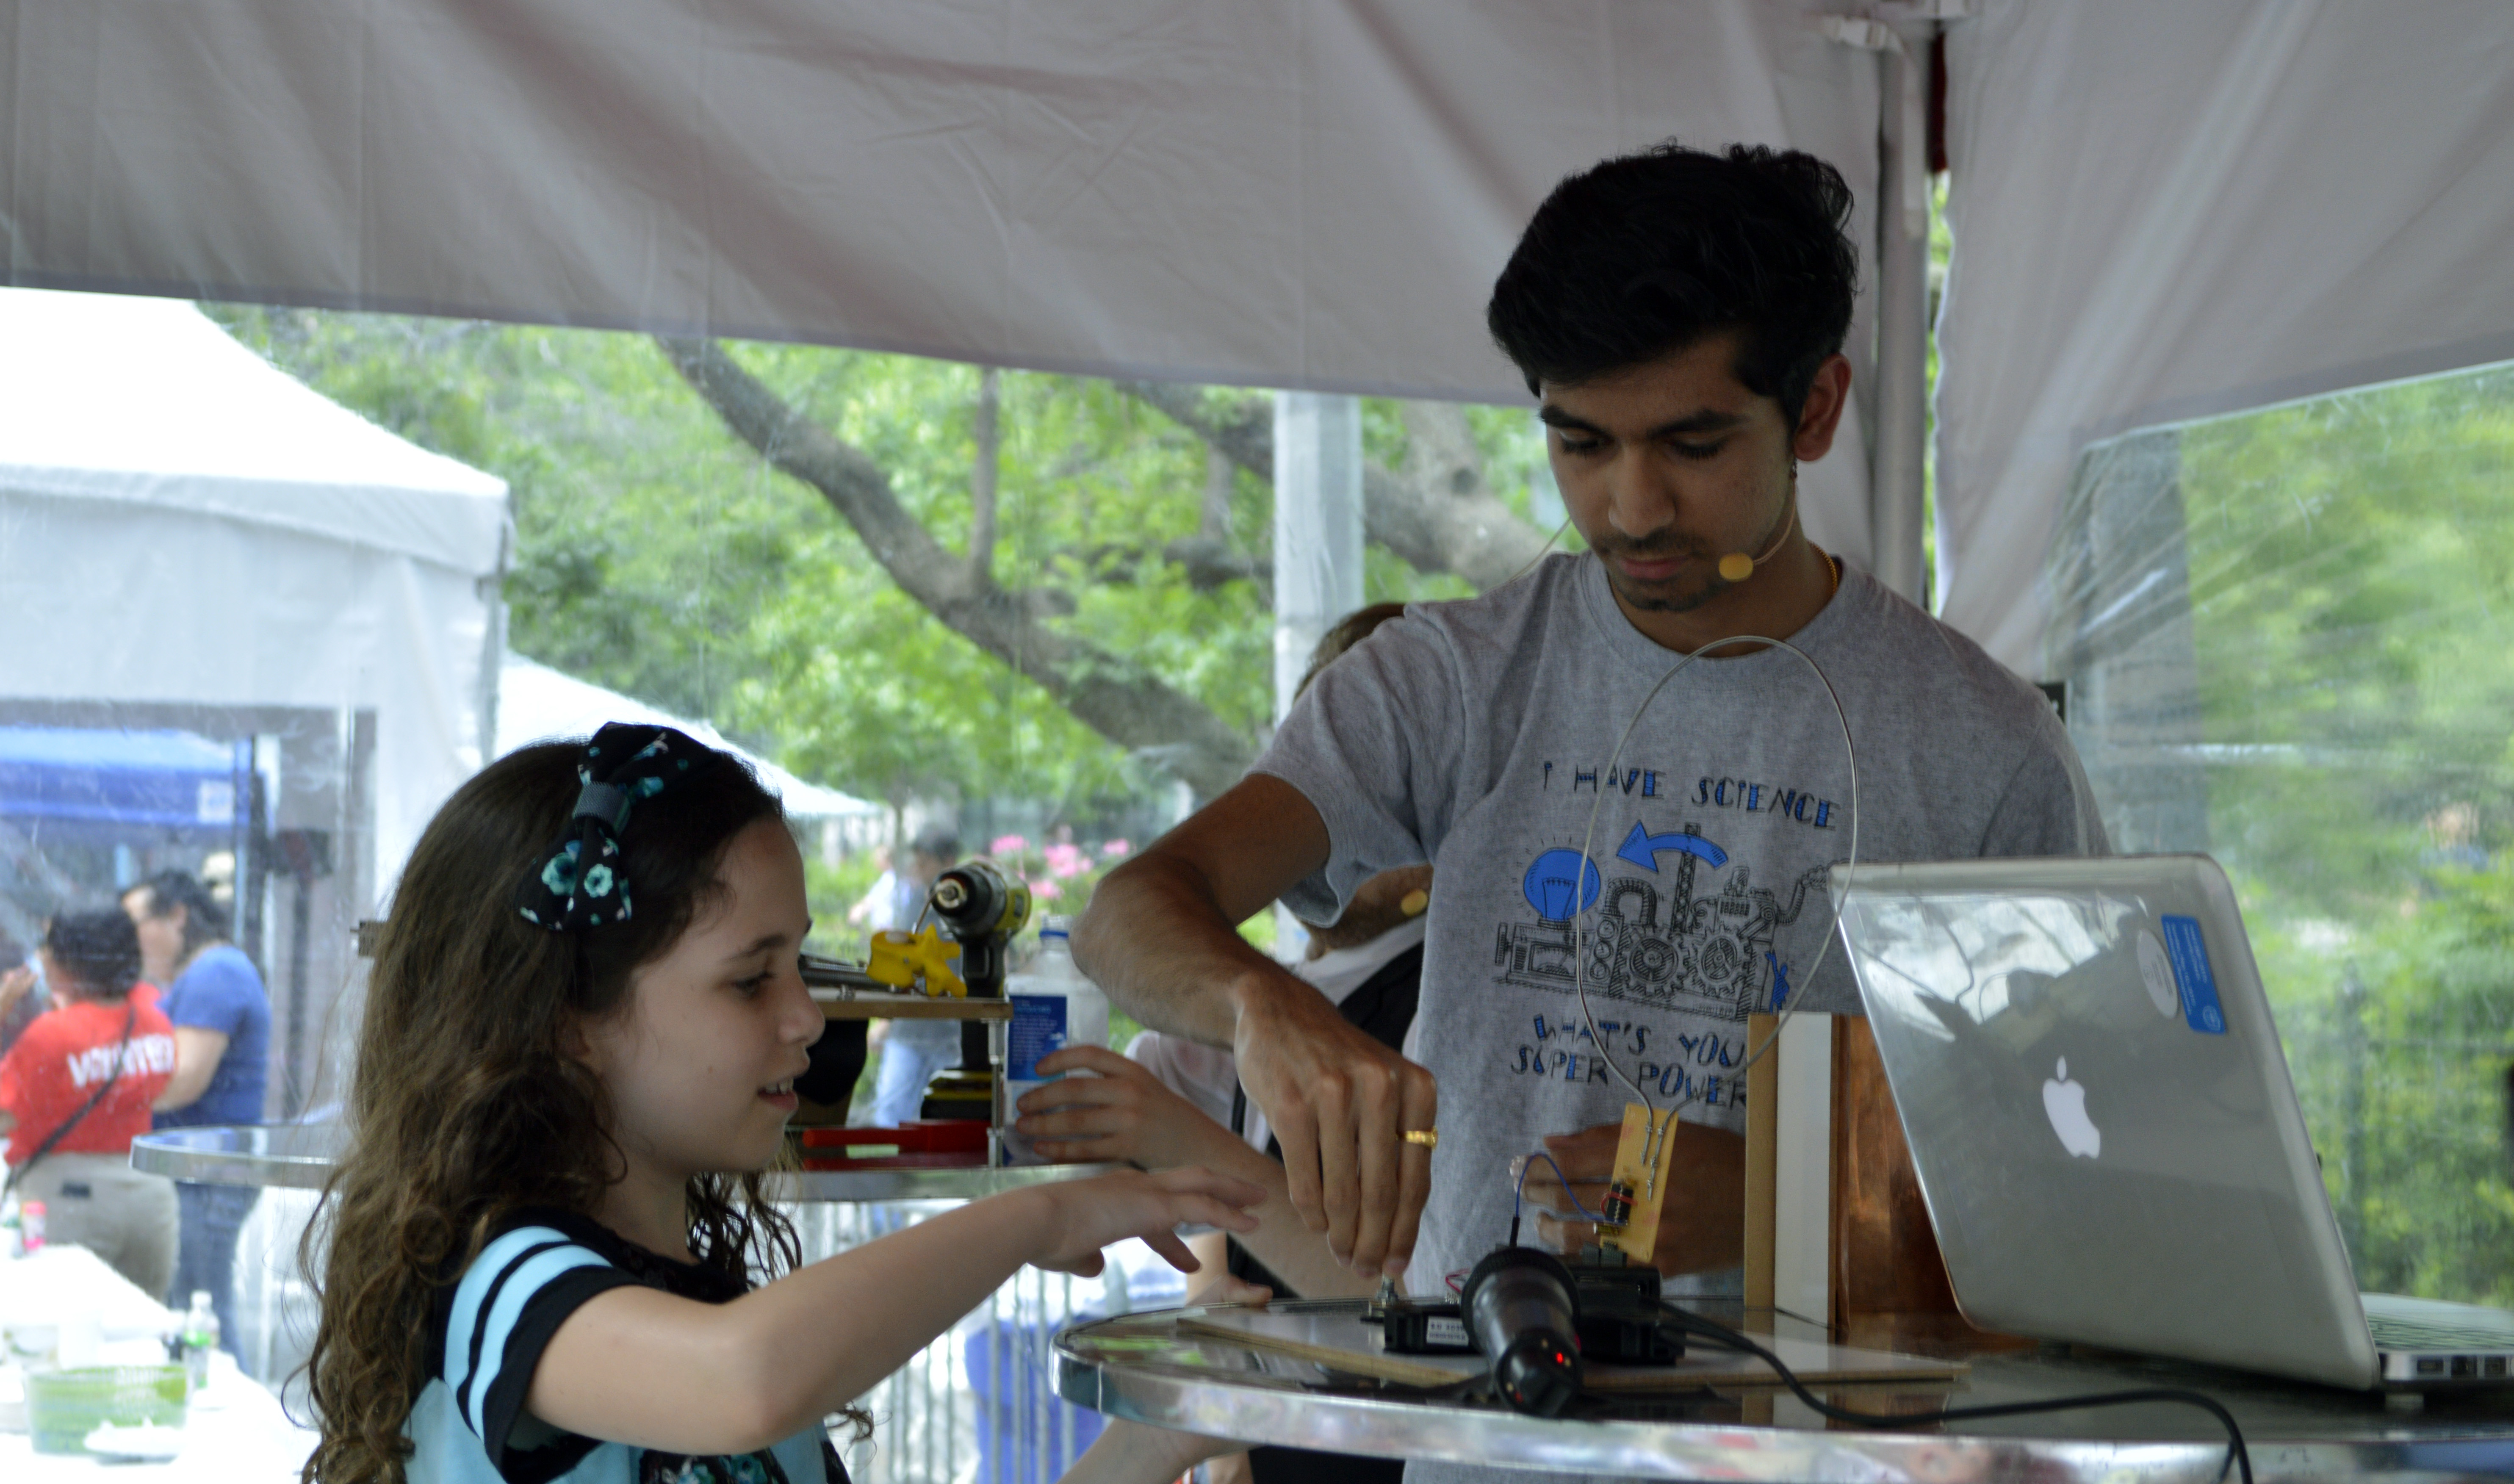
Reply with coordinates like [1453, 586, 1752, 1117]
[0, 287, 508, 1118]
[1938, 0, 2514, 671]
[2042, 365, 2514, 1308]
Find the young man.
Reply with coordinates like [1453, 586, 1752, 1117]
[1075, 142, 2107, 1302]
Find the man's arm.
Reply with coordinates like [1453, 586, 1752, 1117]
[1074, 775, 1437, 1278]
[154, 1027, 229, 1112]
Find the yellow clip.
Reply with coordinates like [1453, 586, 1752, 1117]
[866, 927, 966, 998]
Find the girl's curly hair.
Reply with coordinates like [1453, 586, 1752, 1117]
[299, 739, 852, 1484]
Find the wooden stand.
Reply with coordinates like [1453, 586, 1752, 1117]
[1744, 1013, 2014, 1347]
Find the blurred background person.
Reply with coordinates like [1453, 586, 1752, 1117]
[124, 870, 270, 1350]
[0, 928, 43, 1056]
[846, 843, 900, 934]
[867, 826, 965, 1125]
[0, 908, 181, 1295]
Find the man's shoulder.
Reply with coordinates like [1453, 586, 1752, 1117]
[1836, 572, 2063, 736]
[1363, 554, 1597, 667]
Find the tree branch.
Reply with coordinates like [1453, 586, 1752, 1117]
[659, 338, 1257, 800]
[1117, 382, 1555, 590]
[970, 367, 1000, 582]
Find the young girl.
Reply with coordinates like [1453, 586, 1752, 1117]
[304, 725, 1263, 1484]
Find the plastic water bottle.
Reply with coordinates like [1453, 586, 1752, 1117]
[179, 1290, 218, 1391]
[1000, 916, 1110, 1165]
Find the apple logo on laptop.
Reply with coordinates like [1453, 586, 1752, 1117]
[2043, 1058, 2101, 1158]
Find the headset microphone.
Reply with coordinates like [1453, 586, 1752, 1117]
[1717, 504, 1798, 584]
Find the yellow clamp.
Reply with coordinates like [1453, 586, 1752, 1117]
[866, 926, 966, 998]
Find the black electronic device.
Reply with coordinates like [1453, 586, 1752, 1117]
[1462, 1247, 1585, 1415]
[1375, 1246, 1680, 1414]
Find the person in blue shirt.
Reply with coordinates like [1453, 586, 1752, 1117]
[124, 870, 271, 1349]
[301, 725, 1258, 1484]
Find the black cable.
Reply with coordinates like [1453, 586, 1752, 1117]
[1655, 1304, 2252, 1484]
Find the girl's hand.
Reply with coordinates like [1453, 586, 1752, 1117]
[1188, 1270, 1273, 1309]
[1016, 1044, 1226, 1169]
[1029, 1165, 1264, 1277]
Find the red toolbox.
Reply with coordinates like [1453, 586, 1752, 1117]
[798, 1121, 990, 1170]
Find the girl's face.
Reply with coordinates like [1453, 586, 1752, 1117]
[577, 817, 824, 1185]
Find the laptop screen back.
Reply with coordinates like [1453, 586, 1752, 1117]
[1829, 854, 2376, 1389]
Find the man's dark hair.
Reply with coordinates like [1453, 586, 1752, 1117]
[911, 826, 961, 864]
[130, 870, 230, 959]
[1486, 141, 1859, 427]
[45, 908, 144, 999]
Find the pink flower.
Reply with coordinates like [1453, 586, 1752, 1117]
[991, 834, 1030, 857]
[1045, 843, 1088, 879]
[1029, 878, 1063, 900]
[1101, 839, 1131, 857]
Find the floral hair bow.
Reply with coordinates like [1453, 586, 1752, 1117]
[515, 723, 702, 932]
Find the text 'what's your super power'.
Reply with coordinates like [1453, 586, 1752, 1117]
[1541, 763, 1842, 828]
[1506, 1015, 1748, 1105]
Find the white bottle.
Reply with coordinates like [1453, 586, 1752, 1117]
[179, 1290, 218, 1392]
[1000, 916, 1110, 1165]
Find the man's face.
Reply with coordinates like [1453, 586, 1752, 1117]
[1540, 334, 1843, 617]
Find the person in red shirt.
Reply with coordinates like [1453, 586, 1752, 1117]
[0, 908, 181, 1296]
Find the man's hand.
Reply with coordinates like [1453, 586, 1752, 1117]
[1233, 977, 1436, 1277]
[1519, 1117, 1746, 1275]
[1074, 774, 1438, 1280]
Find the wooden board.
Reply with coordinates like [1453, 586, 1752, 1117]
[809, 990, 1011, 1020]
[1177, 1305, 1966, 1394]
[1602, 1102, 1683, 1261]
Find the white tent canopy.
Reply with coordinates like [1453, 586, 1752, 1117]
[0, 0, 1886, 575]
[0, 286, 509, 887]
[8, 2, 2514, 668]
[496, 651, 881, 822]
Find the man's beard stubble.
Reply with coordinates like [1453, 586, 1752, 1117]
[1590, 529, 1727, 614]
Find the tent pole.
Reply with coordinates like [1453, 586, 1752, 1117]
[1272, 392, 1363, 957]
[1871, 35, 1933, 607]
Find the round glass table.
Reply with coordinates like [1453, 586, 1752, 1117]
[1056, 1301, 2514, 1481]
[130, 1124, 1121, 1202]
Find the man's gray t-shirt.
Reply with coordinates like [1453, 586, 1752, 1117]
[1254, 554, 2107, 1298]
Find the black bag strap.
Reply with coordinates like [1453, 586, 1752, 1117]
[3, 1003, 138, 1201]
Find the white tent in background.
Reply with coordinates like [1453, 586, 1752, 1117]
[496, 651, 882, 823]
[0, 284, 508, 1111]
[0, 287, 508, 875]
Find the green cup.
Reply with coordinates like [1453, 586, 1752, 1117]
[25, 1365, 188, 1455]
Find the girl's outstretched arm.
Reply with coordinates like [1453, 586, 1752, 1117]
[526, 1165, 1263, 1456]
[1017, 1045, 1377, 1301]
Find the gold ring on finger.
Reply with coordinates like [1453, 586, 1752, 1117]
[1401, 1128, 1438, 1149]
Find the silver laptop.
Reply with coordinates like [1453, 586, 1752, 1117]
[1829, 854, 2514, 1390]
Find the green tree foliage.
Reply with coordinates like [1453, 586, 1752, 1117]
[207, 307, 1545, 826]
[2173, 365, 2514, 1304]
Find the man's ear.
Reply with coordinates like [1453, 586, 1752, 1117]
[1791, 354, 1854, 462]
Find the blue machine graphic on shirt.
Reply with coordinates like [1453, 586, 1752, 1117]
[1495, 821, 1827, 1022]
